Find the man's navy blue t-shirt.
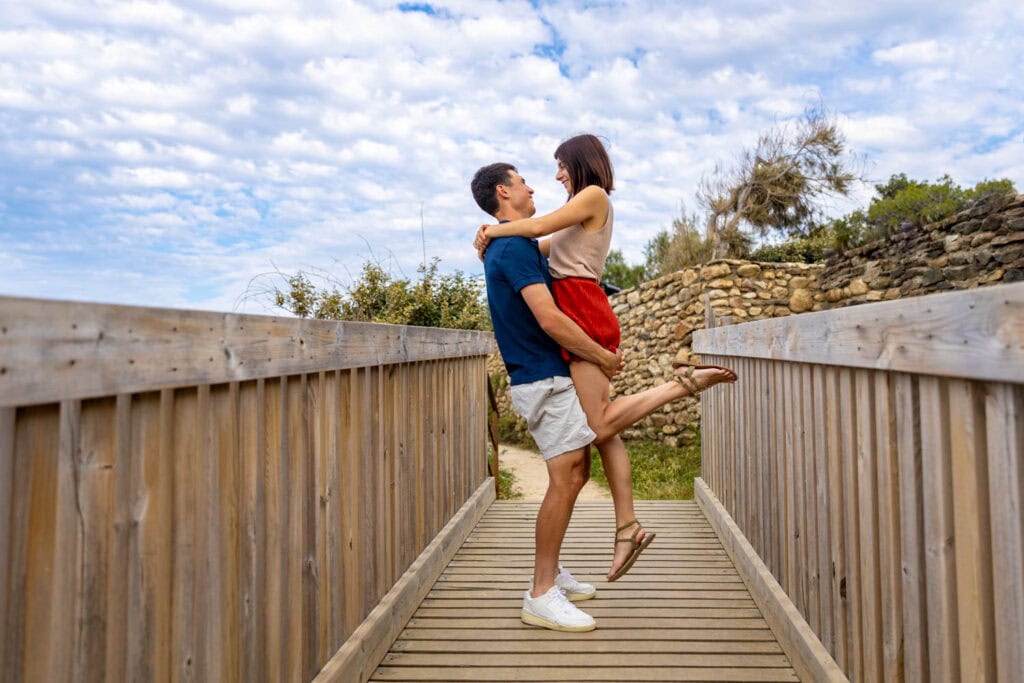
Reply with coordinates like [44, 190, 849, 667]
[483, 236, 569, 386]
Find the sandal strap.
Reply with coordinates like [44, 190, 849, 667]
[616, 519, 639, 533]
[615, 520, 644, 545]
[675, 373, 701, 395]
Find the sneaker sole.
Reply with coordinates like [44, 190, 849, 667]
[520, 610, 596, 632]
[564, 591, 596, 602]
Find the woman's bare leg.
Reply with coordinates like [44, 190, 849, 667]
[569, 360, 736, 577]
[578, 363, 736, 443]
[569, 361, 647, 578]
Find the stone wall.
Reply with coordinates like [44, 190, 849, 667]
[818, 192, 1024, 307]
[487, 193, 1024, 447]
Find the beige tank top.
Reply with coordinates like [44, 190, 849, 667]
[547, 193, 613, 281]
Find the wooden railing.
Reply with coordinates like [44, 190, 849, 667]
[0, 296, 494, 682]
[694, 282, 1024, 683]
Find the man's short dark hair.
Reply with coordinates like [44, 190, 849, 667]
[471, 162, 516, 217]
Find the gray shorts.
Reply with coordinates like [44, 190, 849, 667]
[510, 375, 596, 460]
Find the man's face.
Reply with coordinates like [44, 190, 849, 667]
[502, 170, 536, 217]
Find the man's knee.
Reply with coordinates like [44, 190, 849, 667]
[547, 449, 588, 493]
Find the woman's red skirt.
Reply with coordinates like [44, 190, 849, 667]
[551, 276, 621, 363]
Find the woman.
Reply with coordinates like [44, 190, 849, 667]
[475, 134, 737, 580]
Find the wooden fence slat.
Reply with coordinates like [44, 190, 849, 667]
[854, 370, 882, 683]
[811, 365, 833, 655]
[106, 396, 132, 683]
[21, 406, 61, 683]
[239, 380, 263, 683]
[0, 407, 13, 675]
[919, 377, 959, 680]
[948, 379, 997, 681]
[986, 384, 1024, 683]
[262, 378, 284, 681]
[839, 369, 862, 679]
[874, 372, 904, 682]
[72, 399, 116, 683]
[895, 374, 929, 683]
[327, 372, 345, 651]
[799, 364, 817, 633]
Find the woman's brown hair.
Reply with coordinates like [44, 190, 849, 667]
[554, 133, 614, 196]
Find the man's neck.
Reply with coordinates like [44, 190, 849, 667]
[493, 209, 528, 222]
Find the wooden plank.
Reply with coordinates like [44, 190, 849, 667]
[800, 363, 818, 634]
[0, 295, 495, 407]
[341, 369, 362, 638]
[0, 407, 15, 674]
[72, 398, 118, 682]
[838, 368, 861, 678]
[812, 364, 834, 654]
[324, 370, 344, 656]
[919, 377, 959, 679]
[262, 378, 284, 681]
[303, 373, 324, 679]
[854, 370, 882, 683]
[239, 380, 264, 683]
[138, 390, 174, 682]
[948, 379, 996, 681]
[20, 405, 67, 682]
[692, 281, 1024, 383]
[895, 374, 929, 683]
[314, 479, 496, 683]
[695, 480, 846, 682]
[284, 375, 306, 682]
[383, 652, 793, 667]
[106, 395, 132, 683]
[213, 383, 243, 681]
[51, 401, 82, 682]
[371, 666, 800, 682]
[391, 639, 782, 653]
[986, 384, 1024, 683]
[874, 372, 904, 682]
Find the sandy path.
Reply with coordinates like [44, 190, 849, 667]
[500, 444, 611, 501]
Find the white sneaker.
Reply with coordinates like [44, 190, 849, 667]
[555, 565, 596, 602]
[521, 585, 597, 632]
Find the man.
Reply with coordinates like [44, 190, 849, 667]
[471, 162, 622, 632]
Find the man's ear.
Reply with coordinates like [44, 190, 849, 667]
[495, 183, 511, 200]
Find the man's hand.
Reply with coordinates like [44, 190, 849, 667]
[473, 225, 492, 261]
[599, 349, 625, 379]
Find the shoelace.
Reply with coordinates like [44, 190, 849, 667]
[551, 588, 580, 617]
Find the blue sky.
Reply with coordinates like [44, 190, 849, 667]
[1, 0, 1022, 313]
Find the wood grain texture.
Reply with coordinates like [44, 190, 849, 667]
[364, 498, 804, 683]
[0, 295, 495, 407]
[693, 281, 1024, 383]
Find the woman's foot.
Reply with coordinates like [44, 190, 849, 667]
[674, 364, 736, 396]
[607, 520, 655, 581]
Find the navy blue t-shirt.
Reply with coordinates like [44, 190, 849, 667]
[483, 236, 569, 386]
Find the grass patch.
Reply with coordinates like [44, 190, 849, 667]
[497, 467, 523, 500]
[588, 434, 702, 500]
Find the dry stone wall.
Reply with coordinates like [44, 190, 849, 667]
[487, 193, 1024, 448]
[818, 193, 1024, 307]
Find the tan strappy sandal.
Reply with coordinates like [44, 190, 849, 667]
[608, 519, 656, 582]
[673, 361, 737, 395]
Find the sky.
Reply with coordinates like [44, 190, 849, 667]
[1, 0, 1022, 313]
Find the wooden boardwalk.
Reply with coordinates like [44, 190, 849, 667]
[371, 500, 799, 682]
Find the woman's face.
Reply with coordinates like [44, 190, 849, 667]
[555, 159, 572, 195]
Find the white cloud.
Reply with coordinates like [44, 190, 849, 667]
[873, 40, 954, 66]
[0, 0, 1021, 312]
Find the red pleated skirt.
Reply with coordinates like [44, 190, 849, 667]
[551, 276, 621, 363]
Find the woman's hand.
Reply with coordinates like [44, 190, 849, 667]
[473, 225, 493, 260]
